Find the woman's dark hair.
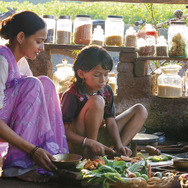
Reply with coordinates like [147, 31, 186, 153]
[73, 45, 113, 83]
[0, 10, 46, 40]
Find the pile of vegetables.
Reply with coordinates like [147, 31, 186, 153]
[76, 153, 150, 188]
[147, 154, 173, 162]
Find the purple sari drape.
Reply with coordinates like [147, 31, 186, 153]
[0, 45, 68, 176]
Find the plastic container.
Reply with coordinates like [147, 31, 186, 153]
[157, 64, 183, 98]
[168, 21, 188, 58]
[92, 25, 104, 46]
[124, 26, 137, 47]
[105, 15, 124, 47]
[156, 36, 168, 57]
[73, 15, 92, 45]
[56, 15, 72, 45]
[108, 72, 116, 94]
[43, 15, 56, 43]
[53, 59, 74, 94]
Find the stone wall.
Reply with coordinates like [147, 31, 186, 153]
[115, 50, 188, 141]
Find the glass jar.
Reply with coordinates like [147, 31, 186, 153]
[125, 26, 137, 48]
[156, 36, 168, 57]
[137, 36, 155, 56]
[157, 64, 182, 98]
[92, 25, 104, 46]
[105, 16, 124, 47]
[53, 59, 74, 94]
[43, 15, 56, 43]
[73, 15, 92, 45]
[56, 16, 72, 45]
[168, 21, 188, 58]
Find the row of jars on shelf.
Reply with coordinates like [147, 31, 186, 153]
[43, 14, 125, 46]
[43, 15, 188, 58]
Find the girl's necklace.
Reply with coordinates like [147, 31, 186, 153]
[86, 90, 98, 96]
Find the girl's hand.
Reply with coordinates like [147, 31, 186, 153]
[88, 139, 115, 156]
[31, 147, 57, 171]
[116, 145, 132, 157]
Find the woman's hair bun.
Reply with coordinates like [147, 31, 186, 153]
[0, 16, 13, 40]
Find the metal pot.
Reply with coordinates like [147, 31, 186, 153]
[173, 158, 188, 170]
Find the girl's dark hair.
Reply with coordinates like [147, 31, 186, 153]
[0, 10, 46, 40]
[73, 45, 113, 83]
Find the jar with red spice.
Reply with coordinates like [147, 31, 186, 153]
[73, 15, 92, 45]
[145, 23, 157, 39]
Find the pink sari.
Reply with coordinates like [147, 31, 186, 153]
[0, 45, 68, 176]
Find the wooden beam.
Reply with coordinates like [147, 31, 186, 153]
[63, 0, 188, 4]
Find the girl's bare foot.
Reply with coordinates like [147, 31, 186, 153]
[16, 170, 50, 183]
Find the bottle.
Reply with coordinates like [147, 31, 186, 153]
[108, 72, 116, 94]
[92, 25, 104, 46]
[105, 15, 124, 47]
[43, 15, 56, 43]
[73, 15, 92, 45]
[125, 26, 137, 48]
[56, 15, 72, 45]
[145, 145, 161, 155]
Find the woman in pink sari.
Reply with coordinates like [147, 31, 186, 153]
[0, 11, 68, 182]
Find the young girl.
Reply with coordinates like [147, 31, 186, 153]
[0, 11, 68, 182]
[61, 45, 148, 159]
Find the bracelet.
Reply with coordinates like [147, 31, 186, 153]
[82, 137, 87, 148]
[29, 146, 39, 158]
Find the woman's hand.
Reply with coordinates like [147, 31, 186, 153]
[31, 147, 57, 171]
[116, 145, 132, 157]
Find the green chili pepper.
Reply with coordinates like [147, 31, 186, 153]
[135, 172, 141, 177]
[141, 174, 148, 181]
[148, 156, 161, 162]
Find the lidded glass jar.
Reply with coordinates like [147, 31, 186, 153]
[105, 15, 124, 47]
[92, 25, 104, 46]
[56, 15, 72, 45]
[125, 26, 137, 48]
[43, 15, 56, 43]
[157, 64, 182, 98]
[53, 59, 74, 94]
[168, 21, 187, 58]
[156, 36, 168, 57]
[73, 15, 92, 45]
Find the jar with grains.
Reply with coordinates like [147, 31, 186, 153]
[168, 21, 188, 58]
[125, 26, 137, 48]
[43, 15, 56, 43]
[156, 36, 168, 57]
[138, 36, 155, 56]
[92, 25, 104, 46]
[73, 15, 92, 45]
[105, 15, 124, 47]
[56, 16, 72, 45]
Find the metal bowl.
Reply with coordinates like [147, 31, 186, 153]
[52, 153, 82, 169]
[173, 158, 188, 170]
